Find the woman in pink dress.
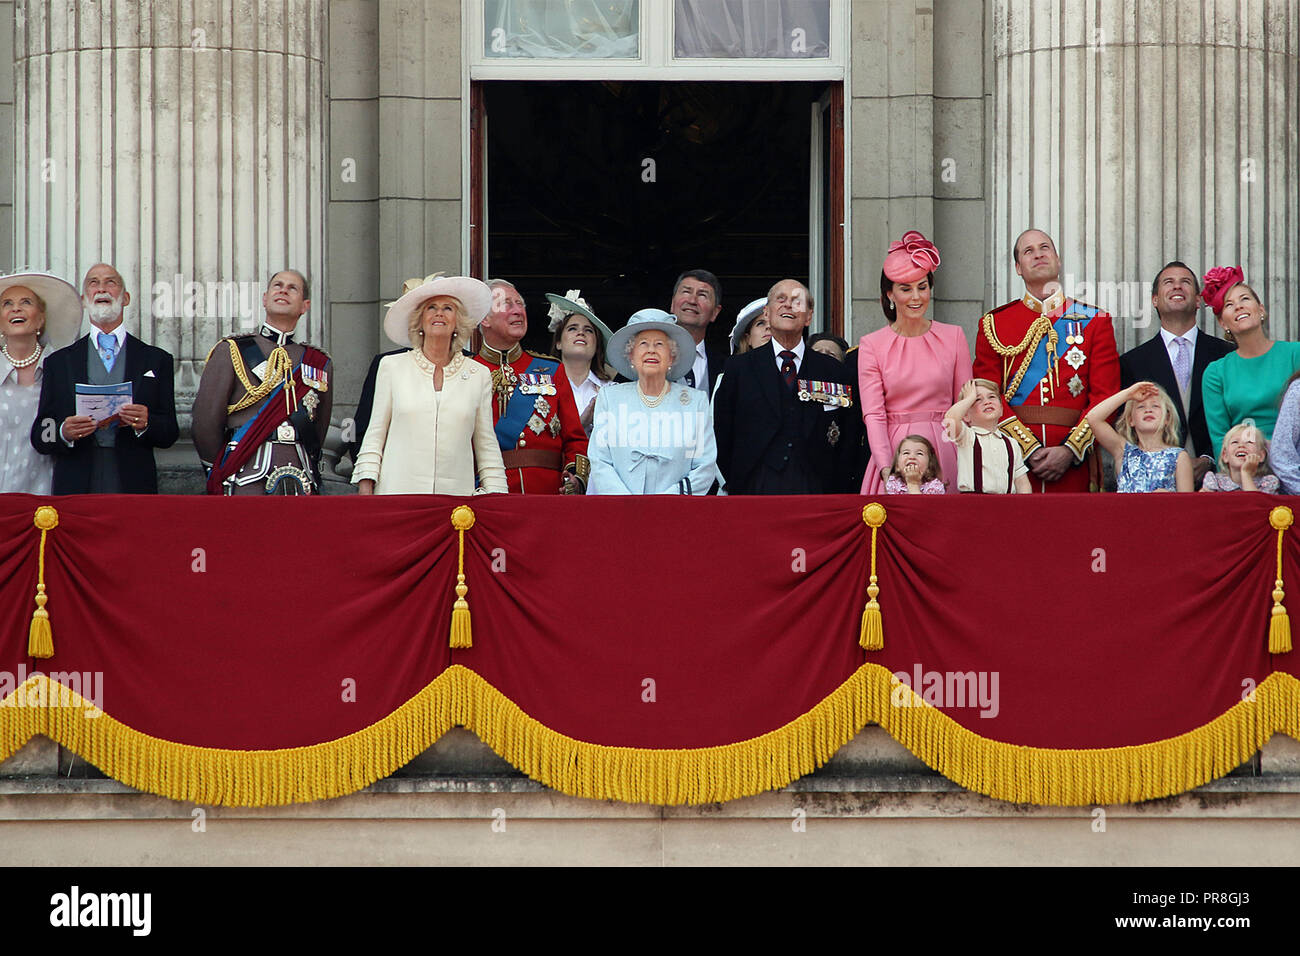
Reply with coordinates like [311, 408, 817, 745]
[858, 230, 972, 494]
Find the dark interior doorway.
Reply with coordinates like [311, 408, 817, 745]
[479, 80, 831, 355]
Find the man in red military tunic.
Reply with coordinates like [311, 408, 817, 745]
[473, 279, 588, 494]
[973, 229, 1120, 492]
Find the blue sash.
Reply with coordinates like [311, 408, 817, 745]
[1008, 302, 1099, 405]
[494, 355, 559, 449]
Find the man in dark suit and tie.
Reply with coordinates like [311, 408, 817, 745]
[1119, 261, 1233, 487]
[713, 278, 856, 494]
[669, 269, 728, 395]
[31, 262, 179, 493]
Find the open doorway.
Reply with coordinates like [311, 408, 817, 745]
[472, 80, 842, 355]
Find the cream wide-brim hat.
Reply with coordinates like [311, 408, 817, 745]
[383, 275, 492, 348]
[0, 272, 82, 349]
[606, 309, 697, 382]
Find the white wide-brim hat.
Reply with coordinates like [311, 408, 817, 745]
[545, 291, 615, 345]
[607, 309, 697, 381]
[383, 275, 492, 347]
[0, 272, 82, 349]
[728, 297, 769, 354]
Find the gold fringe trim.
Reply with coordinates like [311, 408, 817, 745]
[1, 667, 1298, 808]
[0, 672, 458, 807]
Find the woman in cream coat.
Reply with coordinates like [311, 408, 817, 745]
[353, 275, 506, 495]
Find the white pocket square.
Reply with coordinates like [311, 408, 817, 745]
[143, 369, 156, 378]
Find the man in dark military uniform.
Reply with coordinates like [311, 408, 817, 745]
[191, 269, 333, 494]
[473, 279, 588, 494]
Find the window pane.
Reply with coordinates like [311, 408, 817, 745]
[485, 0, 640, 59]
[674, 0, 830, 58]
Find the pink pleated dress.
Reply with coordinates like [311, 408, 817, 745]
[858, 321, 973, 495]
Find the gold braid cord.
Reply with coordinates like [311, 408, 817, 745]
[981, 312, 1059, 399]
[859, 503, 886, 650]
[1270, 506, 1293, 654]
[225, 340, 296, 415]
[27, 506, 58, 659]
[490, 364, 519, 411]
[449, 506, 476, 648]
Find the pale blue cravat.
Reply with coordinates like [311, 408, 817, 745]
[97, 332, 118, 372]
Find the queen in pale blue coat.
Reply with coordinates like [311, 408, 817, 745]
[588, 309, 718, 495]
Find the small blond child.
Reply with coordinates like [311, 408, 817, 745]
[1086, 381, 1192, 492]
[1202, 420, 1279, 493]
[943, 379, 1030, 494]
[885, 435, 945, 494]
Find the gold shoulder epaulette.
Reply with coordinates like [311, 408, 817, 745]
[203, 334, 253, 365]
[525, 349, 560, 362]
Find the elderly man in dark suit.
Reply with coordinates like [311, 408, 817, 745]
[713, 278, 856, 494]
[1119, 261, 1234, 486]
[31, 262, 179, 493]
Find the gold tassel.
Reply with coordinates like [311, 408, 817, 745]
[28, 506, 59, 659]
[1269, 506, 1293, 654]
[449, 505, 476, 649]
[860, 503, 887, 650]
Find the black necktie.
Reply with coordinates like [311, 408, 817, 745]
[684, 368, 696, 388]
[780, 350, 797, 391]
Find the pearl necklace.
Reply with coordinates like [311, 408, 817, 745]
[637, 381, 669, 408]
[2, 341, 41, 369]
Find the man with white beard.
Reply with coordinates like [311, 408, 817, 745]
[31, 262, 178, 492]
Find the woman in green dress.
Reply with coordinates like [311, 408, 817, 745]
[1199, 266, 1300, 459]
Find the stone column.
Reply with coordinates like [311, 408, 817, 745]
[991, 0, 1300, 351]
[848, 0, 991, 346]
[13, 0, 327, 422]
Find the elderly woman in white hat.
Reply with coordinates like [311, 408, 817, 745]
[0, 272, 81, 493]
[587, 309, 718, 495]
[353, 275, 506, 495]
[546, 289, 615, 436]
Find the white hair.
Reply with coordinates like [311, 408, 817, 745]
[623, 329, 680, 367]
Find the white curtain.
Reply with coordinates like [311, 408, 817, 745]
[674, 0, 830, 58]
[484, 0, 640, 58]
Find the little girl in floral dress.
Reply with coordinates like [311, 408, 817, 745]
[1085, 381, 1193, 492]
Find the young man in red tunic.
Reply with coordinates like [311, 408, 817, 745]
[472, 279, 588, 494]
[972, 229, 1120, 492]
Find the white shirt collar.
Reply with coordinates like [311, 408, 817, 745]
[770, 336, 806, 370]
[1159, 325, 1199, 349]
[90, 323, 127, 351]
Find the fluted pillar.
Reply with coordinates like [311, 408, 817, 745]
[13, 0, 327, 413]
[991, 0, 1299, 350]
